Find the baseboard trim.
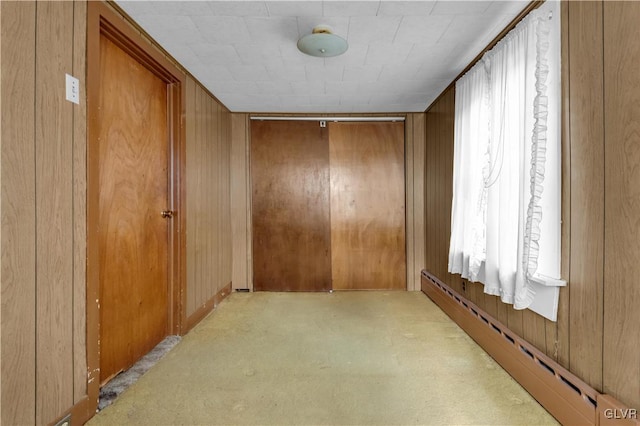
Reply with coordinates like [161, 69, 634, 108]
[421, 270, 597, 425]
[184, 282, 232, 333]
[47, 395, 94, 426]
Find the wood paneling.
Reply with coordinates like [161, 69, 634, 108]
[2, 1, 232, 422]
[231, 113, 252, 290]
[568, 0, 604, 389]
[35, 3, 75, 421]
[423, 0, 640, 411]
[184, 76, 232, 320]
[329, 121, 406, 290]
[555, 0, 571, 368]
[521, 309, 547, 354]
[603, 1, 640, 410]
[1, 2, 89, 424]
[97, 35, 170, 382]
[72, 0, 88, 404]
[425, 87, 456, 291]
[220, 108, 232, 288]
[210, 90, 220, 305]
[185, 77, 197, 313]
[406, 115, 416, 292]
[1, 2, 37, 424]
[250, 120, 332, 292]
[406, 114, 426, 291]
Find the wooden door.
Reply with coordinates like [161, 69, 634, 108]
[329, 122, 406, 290]
[98, 35, 170, 382]
[251, 121, 332, 291]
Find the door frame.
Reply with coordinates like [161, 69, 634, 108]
[86, 1, 186, 407]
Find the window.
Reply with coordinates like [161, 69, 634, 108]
[448, 1, 563, 321]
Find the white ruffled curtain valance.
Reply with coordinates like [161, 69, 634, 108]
[449, 1, 563, 320]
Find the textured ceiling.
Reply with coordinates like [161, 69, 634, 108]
[115, 1, 529, 113]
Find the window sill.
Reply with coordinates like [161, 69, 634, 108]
[530, 273, 566, 288]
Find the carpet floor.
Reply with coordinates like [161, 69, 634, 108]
[98, 335, 181, 410]
[88, 291, 558, 425]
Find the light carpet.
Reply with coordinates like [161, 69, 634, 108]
[98, 335, 181, 410]
[88, 291, 558, 425]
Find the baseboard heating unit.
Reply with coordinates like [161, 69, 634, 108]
[421, 270, 639, 426]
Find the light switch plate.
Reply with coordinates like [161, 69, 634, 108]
[65, 73, 79, 104]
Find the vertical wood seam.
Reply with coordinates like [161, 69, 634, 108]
[71, 0, 76, 401]
[71, 0, 88, 403]
[556, 0, 571, 369]
[32, 2, 39, 420]
[599, 0, 605, 389]
[405, 115, 414, 291]
[563, 0, 571, 365]
[411, 114, 417, 292]
[245, 115, 252, 290]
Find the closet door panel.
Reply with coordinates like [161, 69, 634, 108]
[329, 122, 406, 290]
[250, 121, 332, 291]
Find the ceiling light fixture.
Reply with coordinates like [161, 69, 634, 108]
[297, 25, 348, 58]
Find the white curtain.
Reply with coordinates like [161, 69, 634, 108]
[449, 1, 562, 318]
[449, 64, 489, 283]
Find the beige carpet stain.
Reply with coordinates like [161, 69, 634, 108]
[88, 291, 558, 425]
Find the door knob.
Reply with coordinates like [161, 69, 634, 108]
[161, 210, 175, 219]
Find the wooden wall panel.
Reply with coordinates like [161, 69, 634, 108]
[231, 113, 252, 290]
[1, 2, 88, 423]
[406, 113, 426, 291]
[35, 2, 75, 422]
[554, 0, 571, 369]
[521, 309, 548, 354]
[72, 0, 88, 403]
[209, 94, 218, 303]
[506, 308, 525, 339]
[567, 0, 604, 389]
[405, 115, 416, 291]
[220, 108, 232, 286]
[2, 1, 233, 422]
[203, 86, 212, 305]
[482, 291, 498, 319]
[0, 2, 37, 424]
[425, 88, 456, 292]
[603, 1, 640, 410]
[185, 78, 198, 315]
[184, 76, 232, 319]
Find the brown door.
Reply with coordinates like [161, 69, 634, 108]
[251, 120, 332, 291]
[97, 34, 170, 383]
[329, 122, 406, 290]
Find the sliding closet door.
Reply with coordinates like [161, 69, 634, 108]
[329, 122, 406, 290]
[251, 121, 332, 291]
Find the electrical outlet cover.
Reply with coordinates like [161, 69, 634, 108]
[66, 73, 79, 105]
